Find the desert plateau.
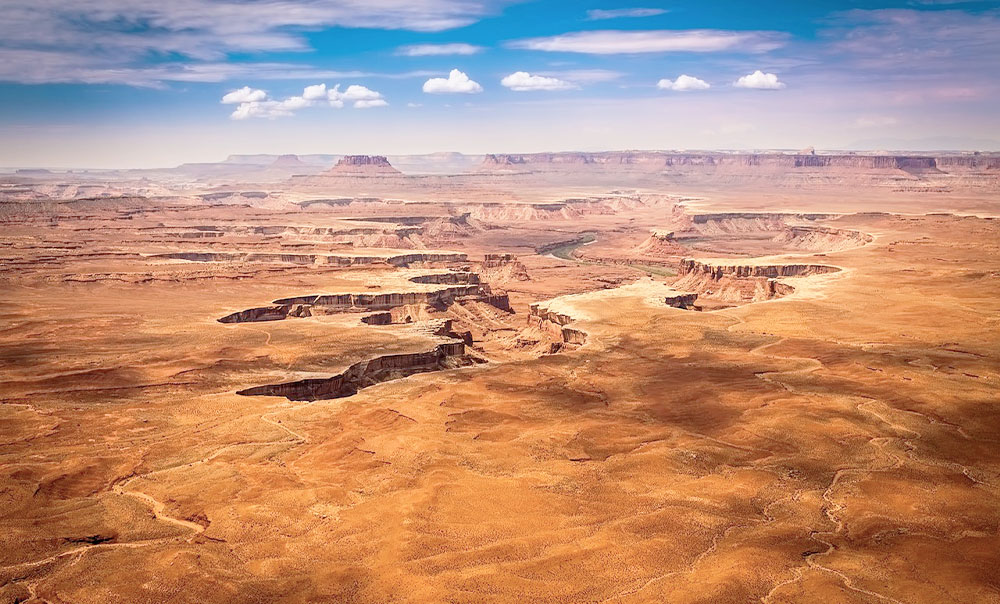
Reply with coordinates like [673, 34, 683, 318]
[2, 149, 998, 603]
[2, 1, 1000, 602]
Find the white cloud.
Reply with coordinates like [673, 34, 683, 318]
[397, 43, 483, 56]
[302, 83, 328, 100]
[230, 101, 293, 120]
[657, 74, 710, 91]
[341, 85, 383, 101]
[225, 82, 387, 118]
[325, 84, 386, 107]
[354, 99, 389, 109]
[221, 86, 267, 104]
[422, 69, 483, 94]
[508, 30, 786, 54]
[586, 8, 667, 20]
[279, 96, 311, 110]
[501, 71, 576, 91]
[733, 70, 786, 89]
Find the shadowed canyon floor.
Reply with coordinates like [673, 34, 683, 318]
[1, 155, 999, 603]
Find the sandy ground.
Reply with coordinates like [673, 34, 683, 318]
[1, 169, 999, 603]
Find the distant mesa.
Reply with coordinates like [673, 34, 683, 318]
[483, 154, 527, 166]
[270, 154, 308, 168]
[327, 155, 401, 175]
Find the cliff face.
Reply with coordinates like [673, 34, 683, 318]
[219, 273, 510, 324]
[237, 342, 472, 401]
[671, 259, 837, 303]
[479, 254, 530, 284]
[528, 304, 587, 347]
[678, 259, 841, 280]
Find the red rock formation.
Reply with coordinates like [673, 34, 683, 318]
[528, 304, 587, 346]
[636, 230, 687, 257]
[479, 254, 530, 283]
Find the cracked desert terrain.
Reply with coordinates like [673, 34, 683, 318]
[1, 152, 999, 603]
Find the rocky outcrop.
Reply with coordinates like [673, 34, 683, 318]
[664, 293, 699, 310]
[237, 342, 472, 401]
[635, 230, 687, 257]
[361, 312, 392, 325]
[528, 304, 587, 347]
[326, 155, 401, 175]
[479, 254, 530, 283]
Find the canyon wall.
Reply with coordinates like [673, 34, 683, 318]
[220, 276, 510, 323]
[678, 260, 841, 280]
[156, 251, 467, 267]
[237, 341, 471, 401]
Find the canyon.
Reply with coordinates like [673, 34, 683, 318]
[1, 151, 998, 604]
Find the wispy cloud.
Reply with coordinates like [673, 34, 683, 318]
[538, 69, 623, 84]
[0, 52, 436, 87]
[0, 0, 507, 86]
[508, 30, 787, 54]
[822, 8, 1000, 78]
[586, 8, 667, 20]
[397, 43, 484, 56]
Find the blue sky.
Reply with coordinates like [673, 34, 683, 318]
[2, 0, 999, 167]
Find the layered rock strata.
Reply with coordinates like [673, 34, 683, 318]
[528, 304, 587, 346]
[155, 251, 467, 266]
[219, 274, 510, 323]
[678, 260, 841, 279]
[236, 341, 472, 401]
